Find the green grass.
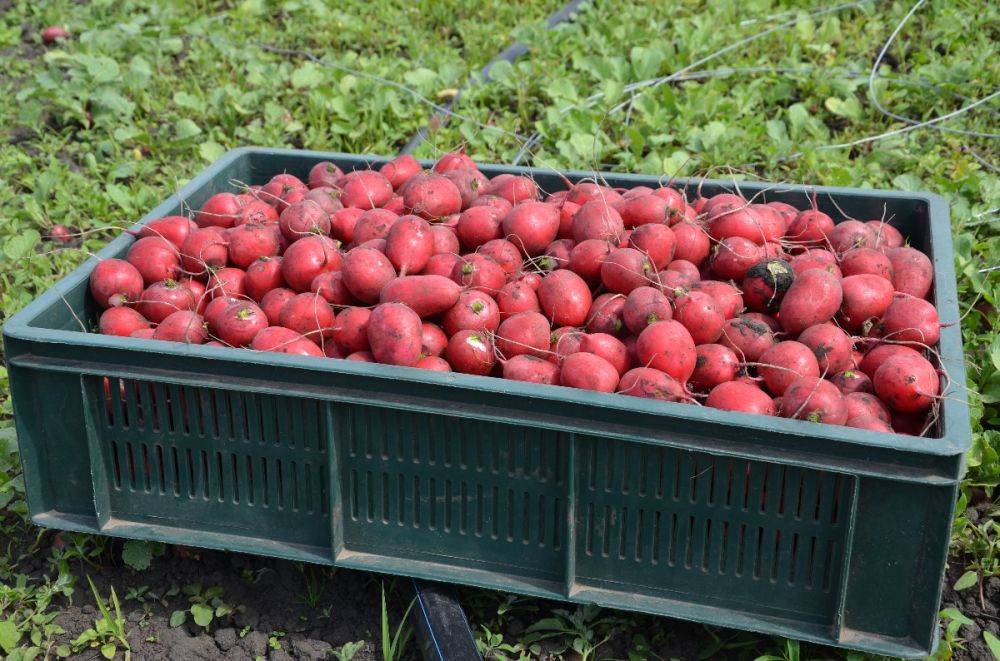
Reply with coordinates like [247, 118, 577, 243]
[1, 0, 998, 658]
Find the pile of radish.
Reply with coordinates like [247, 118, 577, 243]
[89, 151, 943, 435]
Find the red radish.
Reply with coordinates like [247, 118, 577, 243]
[568, 239, 614, 287]
[542, 239, 574, 271]
[434, 150, 477, 174]
[501, 202, 560, 256]
[325, 342, 344, 358]
[380, 155, 423, 189]
[691, 280, 743, 319]
[345, 351, 375, 362]
[279, 200, 331, 241]
[767, 201, 799, 228]
[486, 175, 538, 205]
[212, 302, 268, 346]
[672, 222, 710, 264]
[866, 221, 904, 249]
[443, 168, 489, 209]
[601, 247, 655, 294]
[340, 246, 396, 302]
[565, 182, 621, 206]
[560, 352, 619, 392]
[742, 311, 780, 332]
[385, 215, 433, 274]
[424, 253, 462, 278]
[719, 315, 776, 362]
[673, 291, 725, 344]
[260, 288, 296, 326]
[706, 381, 776, 416]
[339, 170, 393, 209]
[706, 201, 780, 245]
[779, 377, 848, 424]
[180, 227, 228, 275]
[618, 367, 686, 401]
[451, 254, 505, 293]
[778, 268, 843, 334]
[456, 206, 503, 250]
[380, 275, 461, 317]
[471, 194, 514, 216]
[579, 333, 630, 375]
[330, 208, 364, 244]
[496, 311, 550, 359]
[282, 235, 343, 292]
[127, 236, 181, 284]
[332, 307, 373, 355]
[250, 326, 300, 352]
[46, 224, 71, 243]
[245, 256, 285, 301]
[636, 320, 697, 382]
[430, 224, 461, 256]
[153, 311, 207, 344]
[689, 344, 740, 391]
[786, 209, 834, 248]
[311, 271, 358, 307]
[840, 248, 892, 280]
[839, 274, 894, 332]
[180, 277, 208, 314]
[873, 353, 939, 413]
[845, 392, 892, 423]
[497, 280, 541, 318]
[550, 327, 584, 363]
[847, 415, 893, 432]
[585, 293, 626, 335]
[235, 200, 279, 227]
[445, 330, 495, 375]
[403, 174, 462, 219]
[885, 247, 934, 299]
[270, 173, 306, 189]
[537, 270, 593, 327]
[367, 303, 422, 366]
[503, 355, 561, 385]
[520, 272, 543, 290]
[206, 267, 246, 301]
[137, 280, 196, 323]
[572, 200, 625, 243]
[709, 236, 761, 280]
[789, 248, 841, 277]
[831, 370, 873, 395]
[741, 259, 794, 312]
[416, 356, 452, 371]
[308, 162, 343, 189]
[100, 306, 151, 337]
[667, 259, 701, 281]
[622, 286, 672, 334]
[351, 208, 397, 245]
[90, 259, 144, 308]
[196, 193, 243, 228]
[617, 194, 671, 228]
[130, 329, 156, 340]
[203, 296, 243, 329]
[628, 223, 675, 269]
[304, 188, 344, 215]
[135, 216, 193, 248]
[878, 295, 941, 346]
[828, 220, 876, 253]
[798, 323, 854, 375]
[41, 25, 70, 44]
[228, 222, 280, 269]
[858, 344, 923, 379]
[621, 186, 655, 200]
[556, 201, 580, 240]
[421, 322, 448, 357]
[442, 290, 500, 336]
[279, 292, 335, 339]
[758, 341, 820, 396]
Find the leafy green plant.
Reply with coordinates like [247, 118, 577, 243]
[70, 577, 130, 660]
[168, 584, 242, 632]
[520, 605, 626, 661]
[331, 640, 366, 661]
[120, 540, 165, 572]
[380, 583, 415, 661]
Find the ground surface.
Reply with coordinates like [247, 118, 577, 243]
[1, 0, 998, 659]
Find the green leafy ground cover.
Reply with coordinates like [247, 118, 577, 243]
[1, 0, 997, 658]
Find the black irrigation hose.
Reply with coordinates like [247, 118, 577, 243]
[399, 0, 589, 156]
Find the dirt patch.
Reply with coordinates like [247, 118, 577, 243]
[38, 541, 415, 660]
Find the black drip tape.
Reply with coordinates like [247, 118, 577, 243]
[399, 0, 588, 156]
[409, 579, 481, 661]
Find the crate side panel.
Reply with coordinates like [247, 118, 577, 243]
[85, 376, 331, 549]
[337, 404, 569, 582]
[573, 435, 855, 625]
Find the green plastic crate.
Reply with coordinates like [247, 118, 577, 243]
[3, 148, 969, 658]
